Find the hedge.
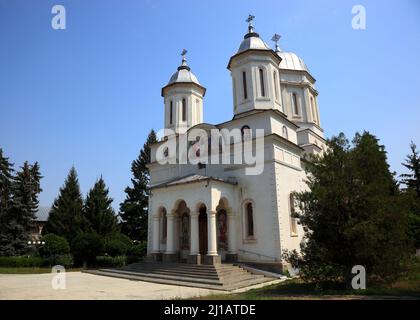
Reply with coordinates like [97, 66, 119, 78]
[96, 255, 127, 268]
[0, 256, 44, 268]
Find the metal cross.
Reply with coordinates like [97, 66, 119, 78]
[271, 34, 281, 51]
[181, 49, 187, 59]
[246, 14, 255, 25]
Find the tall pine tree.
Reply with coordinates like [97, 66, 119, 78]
[0, 149, 15, 256]
[400, 141, 420, 248]
[84, 177, 118, 237]
[44, 167, 88, 242]
[119, 129, 157, 241]
[401, 142, 420, 197]
[0, 160, 42, 255]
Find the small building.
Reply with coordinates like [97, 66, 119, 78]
[30, 206, 50, 241]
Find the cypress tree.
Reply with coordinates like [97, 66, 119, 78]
[119, 129, 157, 241]
[84, 177, 118, 237]
[44, 167, 88, 242]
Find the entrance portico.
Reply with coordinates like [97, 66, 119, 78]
[149, 174, 238, 265]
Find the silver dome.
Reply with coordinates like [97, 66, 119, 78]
[276, 51, 309, 72]
[237, 35, 271, 54]
[168, 68, 201, 85]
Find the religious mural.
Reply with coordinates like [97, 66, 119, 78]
[217, 210, 228, 251]
[180, 212, 190, 250]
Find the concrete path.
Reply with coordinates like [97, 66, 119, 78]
[0, 272, 221, 300]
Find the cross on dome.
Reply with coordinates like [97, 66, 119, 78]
[271, 33, 281, 52]
[246, 14, 255, 33]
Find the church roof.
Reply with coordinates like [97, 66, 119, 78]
[162, 49, 206, 96]
[34, 206, 50, 222]
[277, 51, 309, 72]
[150, 174, 237, 190]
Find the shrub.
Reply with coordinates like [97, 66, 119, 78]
[127, 242, 147, 264]
[104, 234, 132, 257]
[0, 256, 44, 268]
[43, 254, 74, 268]
[96, 255, 127, 268]
[39, 234, 70, 257]
[71, 233, 103, 267]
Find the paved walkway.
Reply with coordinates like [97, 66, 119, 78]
[0, 272, 221, 300]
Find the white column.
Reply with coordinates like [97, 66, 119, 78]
[190, 211, 199, 255]
[152, 215, 160, 253]
[207, 210, 218, 255]
[166, 211, 175, 254]
[227, 209, 237, 254]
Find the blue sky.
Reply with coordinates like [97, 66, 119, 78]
[1, 0, 419, 209]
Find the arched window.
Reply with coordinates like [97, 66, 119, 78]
[246, 202, 254, 237]
[292, 93, 299, 115]
[282, 126, 288, 139]
[310, 97, 316, 123]
[259, 68, 266, 97]
[169, 101, 173, 124]
[273, 71, 278, 100]
[242, 71, 248, 100]
[241, 125, 251, 141]
[162, 210, 167, 241]
[289, 194, 298, 236]
[182, 98, 187, 122]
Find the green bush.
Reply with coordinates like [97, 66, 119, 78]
[43, 254, 74, 268]
[127, 242, 147, 264]
[71, 233, 104, 267]
[0, 256, 44, 268]
[104, 233, 132, 257]
[96, 255, 127, 268]
[39, 234, 70, 257]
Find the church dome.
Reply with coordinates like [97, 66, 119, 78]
[167, 50, 201, 86]
[276, 51, 309, 72]
[236, 19, 270, 54]
[237, 33, 271, 54]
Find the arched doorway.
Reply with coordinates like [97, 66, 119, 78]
[198, 206, 207, 255]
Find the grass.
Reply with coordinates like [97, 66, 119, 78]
[0, 267, 86, 274]
[197, 257, 420, 300]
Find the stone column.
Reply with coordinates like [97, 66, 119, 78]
[226, 208, 238, 262]
[163, 211, 177, 262]
[151, 215, 162, 261]
[188, 211, 201, 264]
[204, 210, 221, 265]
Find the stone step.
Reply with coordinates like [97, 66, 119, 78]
[98, 268, 223, 286]
[84, 262, 276, 291]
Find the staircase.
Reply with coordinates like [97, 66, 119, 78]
[84, 262, 275, 291]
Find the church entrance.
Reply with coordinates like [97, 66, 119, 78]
[198, 206, 207, 255]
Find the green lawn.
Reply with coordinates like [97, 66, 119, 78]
[0, 267, 85, 274]
[199, 258, 420, 300]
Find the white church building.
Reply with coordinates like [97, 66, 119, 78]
[146, 17, 326, 270]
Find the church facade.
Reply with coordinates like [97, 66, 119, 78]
[146, 17, 326, 269]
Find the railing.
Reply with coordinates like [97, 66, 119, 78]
[237, 249, 280, 262]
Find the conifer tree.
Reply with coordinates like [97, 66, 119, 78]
[401, 142, 420, 198]
[0, 159, 42, 255]
[119, 129, 157, 241]
[284, 132, 409, 285]
[84, 177, 118, 237]
[0, 149, 15, 256]
[400, 142, 420, 248]
[44, 167, 88, 242]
